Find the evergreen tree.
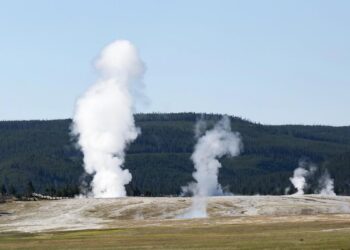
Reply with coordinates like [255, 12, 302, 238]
[9, 185, 17, 197]
[1, 184, 7, 196]
[26, 181, 35, 197]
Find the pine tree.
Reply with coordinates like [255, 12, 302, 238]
[1, 184, 7, 196]
[26, 181, 35, 197]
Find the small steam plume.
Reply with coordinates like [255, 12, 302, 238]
[289, 161, 316, 195]
[288, 160, 336, 196]
[180, 116, 242, 218]
[72, 40, 145, 198]
[318, 170, 336, 196]
[194, 115, 207, 138]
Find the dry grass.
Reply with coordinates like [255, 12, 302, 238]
[1, 219, 350, 249]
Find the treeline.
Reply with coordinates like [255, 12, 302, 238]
[0, 113, 350, 197]
[0, 180, 79, 199]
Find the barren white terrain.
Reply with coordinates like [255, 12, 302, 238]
[1, 195, 350, 233]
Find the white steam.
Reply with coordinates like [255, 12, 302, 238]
[180, 116, 242, 218]
[318, 170, 336, 196]
[289, 161, 336, 196]
[194, 115, 207, 138]
[72, 40, 145, 198]
[289, 161, 316, 195]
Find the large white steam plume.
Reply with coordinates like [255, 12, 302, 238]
[180, 116, 242, 218]
[318, 170, 336, 196]
[72, 40, 145, 198]
[289, 161, 316, 195]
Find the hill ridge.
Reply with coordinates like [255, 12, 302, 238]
[0, 112, 349, 196]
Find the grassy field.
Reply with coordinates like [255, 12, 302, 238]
[1, 219, 350, 250]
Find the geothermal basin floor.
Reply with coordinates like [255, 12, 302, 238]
[1, 195, 350, 249]
[1, 195, 350, 233]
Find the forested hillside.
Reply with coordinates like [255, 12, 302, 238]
[1, 113, 350, 197]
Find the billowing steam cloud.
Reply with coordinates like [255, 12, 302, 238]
[72, 40, 145, 198]
[289, 161, 316, 195]
[318, 170, 336, 196]
[181, 116, 242, 218]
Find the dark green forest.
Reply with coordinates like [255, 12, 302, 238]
[0, 113, 350, 197]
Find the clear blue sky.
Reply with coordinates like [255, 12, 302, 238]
[0, 0, 349, 125]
